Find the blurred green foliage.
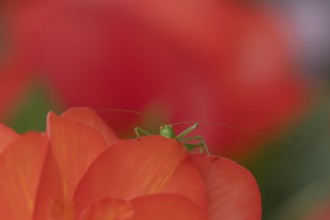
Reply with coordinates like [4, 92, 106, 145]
[243, 95, 330, 219]
[6, 83, 61, 133]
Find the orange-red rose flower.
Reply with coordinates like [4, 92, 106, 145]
[0, 107, 261, 219]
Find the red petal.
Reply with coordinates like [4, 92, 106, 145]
[0, 123, 18, 153]
[78, 198, 134, 220]
[192, 155, 262, 220]
[33, 149, 75, 220]
[74, 136, 208, 213]
[0, 132, 48, 220]
[131, 194, 207, 220]
[46, 112, 109, 199]
[60, 107, 118, 146]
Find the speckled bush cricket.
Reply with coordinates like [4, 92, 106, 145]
[134, 122, 210, 154]
[95, 108, 302, 154]
[95, 108, 210, 153]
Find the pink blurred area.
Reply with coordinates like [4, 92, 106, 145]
[264, 0, 330, 74]
[0, 0, 313, 157]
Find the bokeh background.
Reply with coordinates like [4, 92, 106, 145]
[0, 0, 329, 219]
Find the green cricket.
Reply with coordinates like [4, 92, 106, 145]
[96, 108, 302, 151]
[134, 122, 210, 154]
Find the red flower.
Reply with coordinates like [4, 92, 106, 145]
[0, 107, 261, 219]
[2, 0, 308, 157]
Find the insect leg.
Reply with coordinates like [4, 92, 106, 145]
[134, 127, 151, 138]
[175, 123, 199, 140]
[180, 135, 210, 155]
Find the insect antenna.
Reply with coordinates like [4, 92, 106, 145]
[169, 120, 303, 148]
[94, 108, 164, 135]
[95, 108, 150, 119]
